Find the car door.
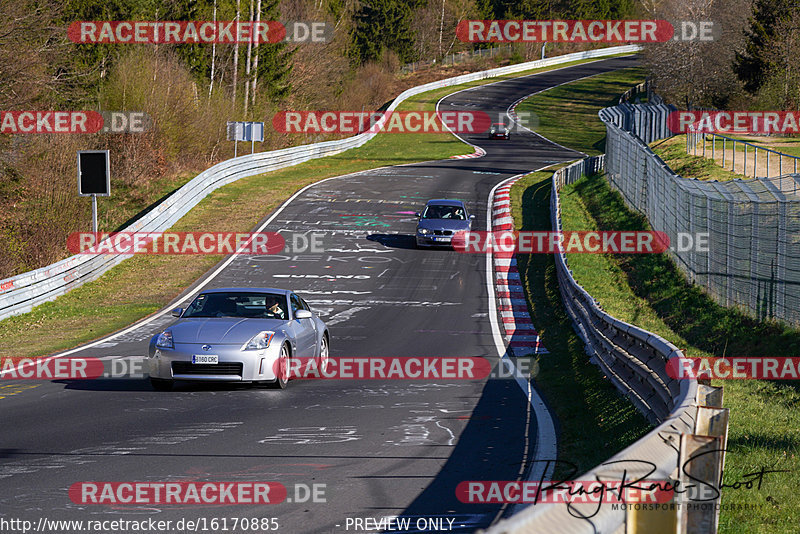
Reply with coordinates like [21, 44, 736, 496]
[290, 293, 316, 358]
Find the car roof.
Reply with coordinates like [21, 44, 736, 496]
[425, 199, 465, 207]
[198, 288, 292, 296]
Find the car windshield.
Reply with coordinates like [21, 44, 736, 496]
[422, 204, 466, 220]
[182, 292, 287, 319]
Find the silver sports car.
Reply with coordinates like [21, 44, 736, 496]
[147, 288, 329, 390]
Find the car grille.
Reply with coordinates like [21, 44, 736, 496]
[172, 362, 243, 376]
[433, 230, 453, 236]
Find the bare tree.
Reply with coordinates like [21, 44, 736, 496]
[251, 0, 262, 106]
[233, 0, 241, 105]
[642, 0, 751, 109]
[209, 0, 217, 97]
[244, 0, 254, 115]
[759, 7, 800, 109]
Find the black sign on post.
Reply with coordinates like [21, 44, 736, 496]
[77, 150, 110, 234]
[77, 150, 110, 196]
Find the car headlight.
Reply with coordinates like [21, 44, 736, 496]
[418, 228, 429, 235]
[242, 331, 275, 351]
[155, 330, 173, 349]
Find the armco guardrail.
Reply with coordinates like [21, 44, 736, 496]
[486, 158, 730, 533]
[0, 44, 641, 322]
[600, 102, 800, 326]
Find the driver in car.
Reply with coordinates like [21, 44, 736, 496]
[265, 296, 286, 319]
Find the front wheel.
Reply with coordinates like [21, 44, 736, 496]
[318, 334, 330, 374]
[274, 344, 291, 389]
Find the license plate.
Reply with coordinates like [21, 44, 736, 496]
[192, 354, 219, 364]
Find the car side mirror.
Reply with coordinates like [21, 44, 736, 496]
[415, 212, 420, 218]
[171, 308, 183, 318]
[469, 214, 475, 219]
[295, 310, 313, 319]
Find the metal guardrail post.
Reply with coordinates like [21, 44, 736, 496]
[677, 434, 724, 533]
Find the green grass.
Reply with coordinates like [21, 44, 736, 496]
[559, 174, 800, 533]
[514, 65, 799, 531]
[0, 53, 635, 359]
[713, 134, 800, 160]
[509, 170, 651, 479]
[514, 66, 647, 155]
[650, 135, 756, 182]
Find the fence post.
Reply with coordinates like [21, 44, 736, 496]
[767, 150, 770, 178]
[722, 137, 726, 167]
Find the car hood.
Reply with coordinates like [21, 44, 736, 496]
[416, 218, 471, 231]
[169, 318, 285, 345]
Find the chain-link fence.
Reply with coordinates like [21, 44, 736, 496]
[600, 104, 800, 326]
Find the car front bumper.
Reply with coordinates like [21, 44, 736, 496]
[147, 343, 280, 382]
[416, 234, 454, 247]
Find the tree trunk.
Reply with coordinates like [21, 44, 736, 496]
[232, 0, 241, 105]
[438, 0, 445, 57]
[209, 0, 217, 98]
[244, 0, 254, 116]
[251, 0, 262, 106]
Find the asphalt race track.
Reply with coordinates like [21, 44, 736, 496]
[0, 55, 637, 533]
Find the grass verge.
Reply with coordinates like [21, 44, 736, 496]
[516, 61, 799, 531]
[514, 66, 647, 155]
[559, 173, 800, 533]
[651, 135, 749, 182]
[0, 53, 635, 359]
[509, 170, 652, 479]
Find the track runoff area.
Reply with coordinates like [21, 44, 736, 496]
[0, 56, 638, 533]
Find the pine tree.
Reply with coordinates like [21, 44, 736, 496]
[252, 0, 294, 102]
[350, 0, 422, 65]
[734, 0, 794, 93]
